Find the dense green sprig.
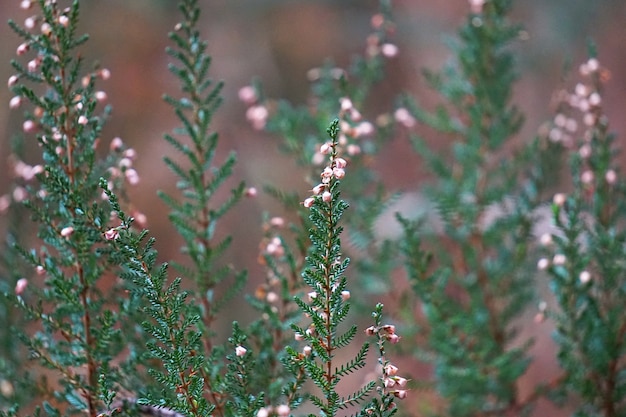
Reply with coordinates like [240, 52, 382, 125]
[540, 52, 626, 417]
[2, 1, 152, 416]
[398, 1, 556, 415]
[286, 119, 384, 416]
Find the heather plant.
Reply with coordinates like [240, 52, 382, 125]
[238, 0, 400, 302]
[2, 1, 153, 415]
[396, 0, 561, 415]
[537, 53, 626, 417]
[3, 1, 626, 417]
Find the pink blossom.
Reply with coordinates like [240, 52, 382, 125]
[61, 226, 74, 237]
[394, 108, 416, 128]
[9, 96, 22, 109]
[275, 405, 290, 417]
[8, 75, 19, 88]
[104, 228, 120, 240]
[381, 43, 399, 58]
[23, 120, 36, 133]
[235, 345, 247, 357]
[16, 42, 29, 56]
[238, 86, 257, 104]
[15, 278, 28, 295]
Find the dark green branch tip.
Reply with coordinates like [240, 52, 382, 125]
[326, 119, 340, 141]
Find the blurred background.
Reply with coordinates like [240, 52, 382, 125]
[1, 1, 626, 415]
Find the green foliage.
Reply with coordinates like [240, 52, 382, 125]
[3, 1, 626, 417]
[285, 120, 398, 417]
[158, 0, 247, 339]
[242, 0, 400, 305]
[3, 1, 150, 415]
[398, 1, 558, 415]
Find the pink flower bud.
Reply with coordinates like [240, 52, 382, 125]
[322, 191, 331, 202]
[553, 254, 566, 266]
[58, 15, 69, 27]
[586, 58, 599, 72]
[303, 197, 315, 208]
[16, 42, 29, 55]
[41, 22, 52, 36]
[20, 0, 32, 9]
[275, 405, 290, 417]
[307, 291, 317, 301]
[387, 333, 400, 344]
[36, 265, 45, 275]
[27, 59, 39, 72]
[381, 324, 396, 334]
[8, 75, 19, 88]
[238, 86, 257, 104]
[605, 170, 617, 184]
[12, 187, 27, 203]
[245, 187, 257, 197]
[393, 390, 408, 399]
[235, 345, 247, 357]
[95, 91, 107, 102]
[23, 120, 36, 133]
[256, 408, 270, 417]
[356, 121, 374, 136]
[340, 97, 353, 111]
[9, 96, 22, 109]
[294, 332, 304, 341]
[333, 168, 345, 179]
[347, 144, 361, 155]
[537, 258, 549, 271]
[25, 16, 36, 29]
[269, 217, 285, 228]
[335, 158, 347, 169]
[78, 115, 88, 125]
[579, 270, 591, 284]
[104, 228, 119, 240]
[553, 193, 566, 207]
[266, 292, 278, 303]
[15, 278, 28, 295]
[99, 68, 111, 80]
[320, 142, 332, 155]
[365, 326, 377, 336]
[123, 148, 137, 160]
[395, 377, 408, 387]
[110, 137, 123, 151]
[61, 226, 74, 237]
[125, 169, 140, 185]
[384, 364, 398, 376]
[312, 184, 325, 195]
[381, 43, 399, 58]
[341, 290, 350, 301]
[394, 108, 416, 128]
[371, 13, 384, 29]
[302, 346, 312, 356]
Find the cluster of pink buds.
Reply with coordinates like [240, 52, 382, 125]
[238, 85, 269, 131]
[103, 137, 140, 200]
[256, 404, 290, 417]
[303, 151, 346, 208]
[366, 12, 397, 59]
[542, 57, 616, 194]
[255, 216, 292, 311]
[365, 323, 401, 344]
[382, 362, 409, 399]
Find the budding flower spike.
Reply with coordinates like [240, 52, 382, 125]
[302, 119, 347, 209]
